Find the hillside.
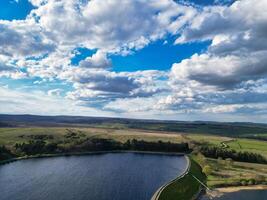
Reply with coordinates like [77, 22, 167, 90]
[0, 114, 267, 139]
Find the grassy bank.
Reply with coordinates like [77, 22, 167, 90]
[203, 158, 267, 188]
[157, 157, 206, 200]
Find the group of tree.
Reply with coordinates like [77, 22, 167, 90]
[75, 138, 190, 153]
[0, 145, 14, 160]
[124, 139, 189, 152]
[200, 146, 267, 164]
[11, 138, 190, 157]
[15, 140, 58, 155]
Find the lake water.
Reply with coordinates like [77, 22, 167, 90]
[0, 152, 187, 200]
[201, 190, 267, 200]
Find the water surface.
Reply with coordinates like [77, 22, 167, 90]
[0, 152, 187, 200]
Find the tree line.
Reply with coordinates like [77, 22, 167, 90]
[77, 138, 189, 153]
[0, 146, 14, 160]
[200, 146, 267, 164]
[0, 138, 190, 161]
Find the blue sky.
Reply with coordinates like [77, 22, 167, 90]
[0, 0, 267, 122]
[111, 39, 210, 72]
[0, 0, 33, 20]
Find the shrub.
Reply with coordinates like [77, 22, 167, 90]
[248, 179, 255, 185]
[240, 180, 247, 186]
[202, 165, 212, 175]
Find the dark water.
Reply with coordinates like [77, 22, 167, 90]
[0, 153, 187, 200]
[202, 190, 267, 200]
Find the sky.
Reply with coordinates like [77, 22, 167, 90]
[0, 0, 267, 123]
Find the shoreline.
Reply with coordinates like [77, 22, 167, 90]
[0, 150, 186, 165]
[151, 155, 190, 200]
[215, 185, 267, 193]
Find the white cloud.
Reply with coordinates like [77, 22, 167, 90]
[171, 52, 267, 89]
[0, 20, 54, 58]
[28, 0, 47, 7]
[1, 0, 267, 122]
[0, 0, 196, 110]
[47, 88, 62, 96]
[163, 0, 267, 118]
[28, 0, 196, 53]
[79, 51, 111, 69]
[0, 58, 27, 79]
[0, 86, 112, 116]
[62, 68, 168, 105]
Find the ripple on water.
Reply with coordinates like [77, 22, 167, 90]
[0, 153, 187, 200]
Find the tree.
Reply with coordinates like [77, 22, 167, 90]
[0, 145, 14, 160]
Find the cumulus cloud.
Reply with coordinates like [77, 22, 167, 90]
[0, 0, 196, 111]
[163, 0, 267, 117]
[171, 52, 267, 89]
[175, 0, 267, 46]
[0, 57, 27, 79]
[79, 51, 111, 69]
[62, 68, 168, 106]
[173, 0, 267, 89]
[28, 0, 196, 53]
[0, 20, 55, 58]
[1, 0, 267, 121]
[62, 68, 138, 93]
[22, 47, 73, 79]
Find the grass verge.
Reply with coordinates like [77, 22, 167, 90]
[204, 158, 267, 188]
[158, 157, 206, 200]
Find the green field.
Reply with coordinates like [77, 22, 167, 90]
[203, 158, 267, 188]
[0, 127, 185, 147]
[187, 134, 267, 158]
[2, 114, 267, 139]
[1, 127, 266, 158]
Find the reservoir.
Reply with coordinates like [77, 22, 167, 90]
[0, 152, 187, 200]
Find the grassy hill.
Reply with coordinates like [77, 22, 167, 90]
[1, 114, 267, 139]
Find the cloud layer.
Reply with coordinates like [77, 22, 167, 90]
[1, 0, 267, 122]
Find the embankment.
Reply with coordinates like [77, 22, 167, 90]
[151, 156, 206, 200]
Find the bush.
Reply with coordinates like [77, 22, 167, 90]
[240, 180, 247, 186]
[247, 179, 255, 185]
[202, 165, 212, 175]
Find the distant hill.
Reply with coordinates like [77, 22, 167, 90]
[0, 114, 267, 139]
